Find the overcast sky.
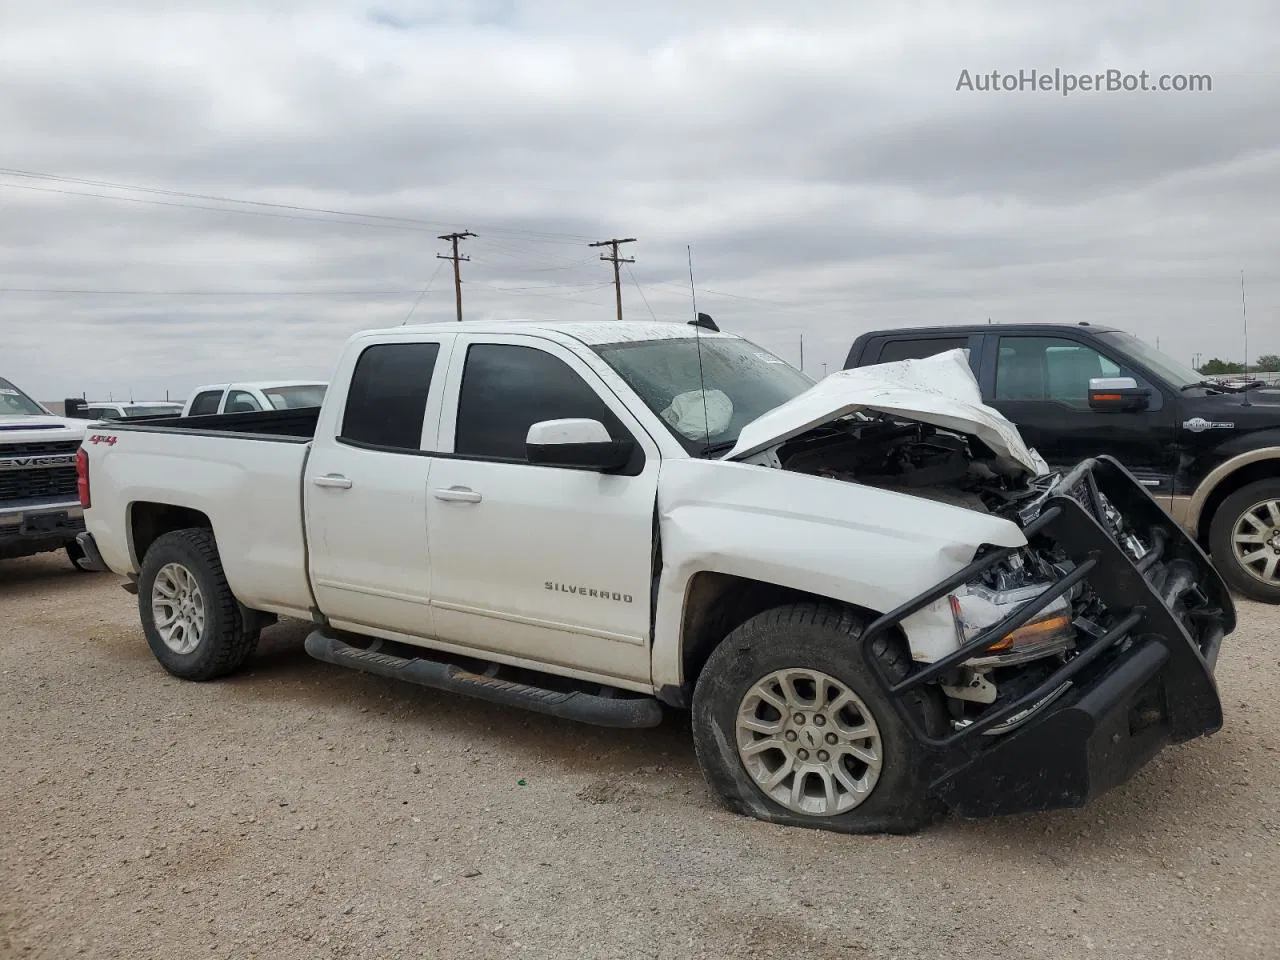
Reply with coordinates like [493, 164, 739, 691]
[2, 0, 1278, 402]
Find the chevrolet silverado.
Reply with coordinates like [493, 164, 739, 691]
[76, 322, 1233, 833]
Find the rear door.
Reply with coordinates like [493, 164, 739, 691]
[425, 332, 660, 685]
[304, 334, 455, 638]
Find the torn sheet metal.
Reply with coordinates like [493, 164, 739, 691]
[650, 457, 1029, 684]
[723, 349, 1048, 477]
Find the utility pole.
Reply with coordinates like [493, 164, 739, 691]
[799, 334, 804, 372]
[589, 238, 636, 321]
[437, 231, 475, 321]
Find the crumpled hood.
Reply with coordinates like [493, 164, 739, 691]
[723, 348, 1048, 476]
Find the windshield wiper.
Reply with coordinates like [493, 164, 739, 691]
[1181, 379, 1262, 394]
[700, 440, 738, 457]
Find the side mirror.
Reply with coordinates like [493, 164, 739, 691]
[1088, 377, 1150, 412]
[526, 418, 634, 471]
[63, 398, 90, 419]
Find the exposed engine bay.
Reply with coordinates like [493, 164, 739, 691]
[766, 412, 1165, 734]
[770, 414, 1047, 519]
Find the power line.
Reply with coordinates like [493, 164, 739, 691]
[403, 259, 448, 325]
[437, 231, 476, 321]
[466, 279, 615, 307]
[588, 237, 636, 321]
[0, 168, 600, 243]
[0, 287, 427, 296]
[625, 263, 658, 322]
[0, 181, 439, 233]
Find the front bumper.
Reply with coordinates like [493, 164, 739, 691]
[862, 455, 1233, 817]
[0, 499, 86, 560]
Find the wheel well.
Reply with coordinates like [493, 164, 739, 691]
[1197, 460, 1280, 545]
[130, 502, 213, 565]
[679, 572, 891, 688]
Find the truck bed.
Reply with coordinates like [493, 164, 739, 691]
[82, 408, 319, 618]
[105, 406, 321, 440]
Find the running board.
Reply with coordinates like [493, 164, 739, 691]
[304, 630, 664, 729]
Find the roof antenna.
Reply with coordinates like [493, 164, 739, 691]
[688, 244, 711, 452]
[1241, 270, 1253, 407]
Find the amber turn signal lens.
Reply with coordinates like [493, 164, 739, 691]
[988, 613, 1072, 651]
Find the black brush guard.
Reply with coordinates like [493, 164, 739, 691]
[861, 455, 1234, 817]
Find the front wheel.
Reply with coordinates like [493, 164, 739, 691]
[690, 602, 946, 835]
[1208, 478, 1280, 604]
[137, 528, 260, 680]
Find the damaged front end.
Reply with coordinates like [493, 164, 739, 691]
[717, 348, 1232, 816]
[860, 454, 1233, 816]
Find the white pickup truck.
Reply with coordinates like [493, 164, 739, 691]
[181, 380, 327, 417]
[78, 320, 1233, 833]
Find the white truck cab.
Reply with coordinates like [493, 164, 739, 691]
[182, 380, 327, 416]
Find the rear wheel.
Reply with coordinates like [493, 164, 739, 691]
[138, 528, 260, 680]
[690, 602, 946, 834]
[1208, 478, 1280, 604]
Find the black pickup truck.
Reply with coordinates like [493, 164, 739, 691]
[845, 323, 1280, 604]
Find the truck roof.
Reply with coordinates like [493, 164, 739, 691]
[857, 322, 1123, 337]
[189, 379, 327, 392]
[386, 319, 736, 346]
[87, 400, 182, 408]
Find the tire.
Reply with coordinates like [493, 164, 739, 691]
[137, 528, 260, 680]
[690, 602, 947, 835]
[65, 541, 95, 573]
[1208, 478, 1280, 604]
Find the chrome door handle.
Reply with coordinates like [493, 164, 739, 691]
[313, 474, 352, 489]
[432, 486, 482, 503]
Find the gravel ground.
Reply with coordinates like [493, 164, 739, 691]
[2, 554, 1278, 960]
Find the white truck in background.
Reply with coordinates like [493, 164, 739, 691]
[64, 399, 185, 421]
[77, 320, 1232, 833]
[0, 375, 97, 570]
[181, 380, 327, 416]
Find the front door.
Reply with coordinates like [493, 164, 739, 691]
[986, 334, 1178, 495]
[426, 334, 660, 685]
[304, 336, 453, 638]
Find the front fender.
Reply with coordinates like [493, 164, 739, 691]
[652, 459, 1026, 689]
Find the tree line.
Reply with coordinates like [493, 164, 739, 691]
[1197, 355, 1280, 375]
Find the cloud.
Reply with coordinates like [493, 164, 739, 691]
[0, 0, 1278, 403]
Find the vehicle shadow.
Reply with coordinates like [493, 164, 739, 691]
[0, 555, 110, 596]
[223, 619, 700, 777]
[117, 619, 1265, 857]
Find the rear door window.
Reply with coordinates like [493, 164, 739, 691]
[339, 342, 442, 451]
[876, 336, 970, 363]
[188, 391, 223, 416]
